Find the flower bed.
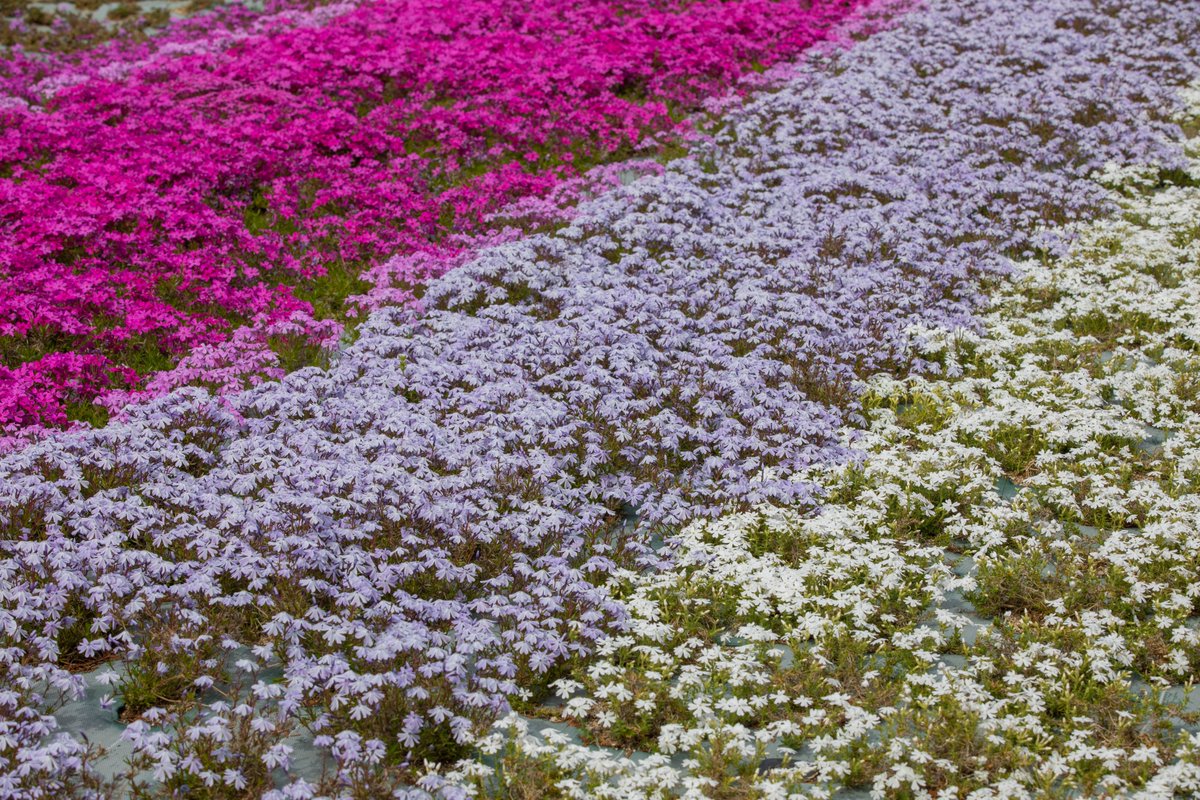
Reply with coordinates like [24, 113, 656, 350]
[0, 0, 867, 433]
[469, 83, 1200, 800]
[1, 0, 1199, 796]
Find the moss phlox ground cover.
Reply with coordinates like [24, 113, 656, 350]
[448, 76, 1200, 800]
[0, 0, 1198, 797]
[0, 0, 867, 432]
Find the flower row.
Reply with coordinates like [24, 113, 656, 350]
[0, 0, 867, 432]
[445, 72, 1200, 800]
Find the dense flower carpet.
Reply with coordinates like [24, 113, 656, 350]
[1, 0, 1199, 797]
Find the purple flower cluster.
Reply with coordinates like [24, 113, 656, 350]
[2, 0, 1198, 794]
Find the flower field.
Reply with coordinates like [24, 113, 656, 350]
[1, 0, 1199, 798]
[0, 0, 868, 433]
